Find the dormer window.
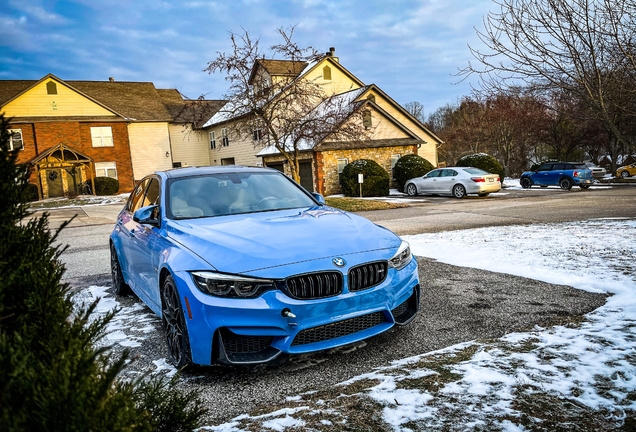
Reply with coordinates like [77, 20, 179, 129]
[46, 81, 57, 95]
[363, 110, 372, 128]
[323, 66, 332, 80]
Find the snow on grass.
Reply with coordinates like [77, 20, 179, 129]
[207, 218, 635, 430]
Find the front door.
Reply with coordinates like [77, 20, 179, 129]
[46, 169, 64, 198]
[65, 168, 82, 195]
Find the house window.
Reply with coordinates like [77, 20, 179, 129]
[95, 162, 118, 179]
[209, 131, 216, 149]
[363, 110, 372, 128]
[221, 128, 229, 147]
[90, 126, 114, 147]
[390, 154, 401, 179]
[46, 81, 57, 95]
[253, 128, 262, 141]
[8, 129, 23, 151]
[337, 158, 348, 181]
[323, 66, 332, 80]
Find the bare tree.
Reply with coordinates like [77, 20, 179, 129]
[204, 27, 369, 182]
[404, 101, 426, 123]
[459, 0, 636, 172]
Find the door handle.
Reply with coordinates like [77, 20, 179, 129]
[129, 229, 135, 237]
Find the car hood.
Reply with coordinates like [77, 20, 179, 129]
[165, 206, 400, 274]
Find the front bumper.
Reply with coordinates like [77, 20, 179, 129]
[171, 256, 420, 366]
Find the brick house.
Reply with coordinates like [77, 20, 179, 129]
[0, 74, 223, 199]
[202, 49, 442, 195]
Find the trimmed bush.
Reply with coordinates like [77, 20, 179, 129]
[393, 154, 435, 192]
[456, 153, 504, 182]
[93, 176, 120, 195]
[23, 182, 39, 201]
[339, 159, 390, 197]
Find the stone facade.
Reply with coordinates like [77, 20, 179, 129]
[316, 144, 418, 196]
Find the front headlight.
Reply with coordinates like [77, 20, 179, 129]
[191, 271, 275, 298]
[389, 240, 412, 270]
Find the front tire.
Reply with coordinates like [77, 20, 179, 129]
[162, 275, 192, 369]
[520, 178, 532, 189]
[406, 183, 418, 196]
[110, 243, 130, 295]
[620, 170, 630, 178]
[559, 178, 573, 190]
[452, 184, 466, 199]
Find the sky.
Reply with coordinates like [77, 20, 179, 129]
[0, 0, 497, 117]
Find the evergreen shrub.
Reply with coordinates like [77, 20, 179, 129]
[456, 153, 505, 182]
[93, 176, 120, 195]
[339, 159, 390, 197]
[0, 114, 207, 432]
[393, 154, 435, 192]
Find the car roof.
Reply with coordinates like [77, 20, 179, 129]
[160, 165, 279, 179]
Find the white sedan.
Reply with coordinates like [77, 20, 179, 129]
[405, 167, 501, 198]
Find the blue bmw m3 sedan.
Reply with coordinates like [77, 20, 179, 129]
[110, 166, 420, 367]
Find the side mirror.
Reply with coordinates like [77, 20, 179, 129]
[133, 204, 160, 226]
[311, 192, 326, 205]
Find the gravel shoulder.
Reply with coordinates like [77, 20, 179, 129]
[82, 256, 607, 425]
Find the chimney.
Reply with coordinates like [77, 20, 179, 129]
[108, 77, 114, 82]
[328, 47, 339, 63]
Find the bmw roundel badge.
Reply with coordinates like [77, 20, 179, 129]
[332, 257, 346, 267]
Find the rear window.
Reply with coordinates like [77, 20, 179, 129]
[572, 163, 587, 169]
[462, 168, 490, 175]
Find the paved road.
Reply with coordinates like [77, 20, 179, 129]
[38, 184, 634, 424]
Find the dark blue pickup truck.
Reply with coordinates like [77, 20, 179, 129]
[520, 162, 593, 190]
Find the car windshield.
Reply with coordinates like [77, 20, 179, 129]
[167, 171, 317, 219]
[462, 168, 490, 175]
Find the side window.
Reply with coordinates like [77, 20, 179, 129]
[427, 170, 441, 178]
[209, 131, 216, 150]
[142, 178, 160, 208]
[537, 164, 551, 171]
[127, 179, 148, 213]
[8, 129, 23, 151]
[553, 164, 565, 170]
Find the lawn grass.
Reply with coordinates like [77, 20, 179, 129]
[325, 197, 409, 212]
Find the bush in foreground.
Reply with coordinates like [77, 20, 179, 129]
[0, 114, 207, 431]
[393, 154, 435, 192]
[339, 159, 390, 197]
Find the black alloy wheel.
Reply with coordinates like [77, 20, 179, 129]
[110, 243, 130, 295]
[161, 275, 192, 368]
[520, 178, 532, 189]
[406, 183, 418, 196]
[559, 178, 572, 190]
[452, 184, 466, 199]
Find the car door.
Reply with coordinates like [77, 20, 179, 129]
[128, 177, 163, 310]
[548, 163, 566, 184]
[435, 169, 458, 193]
[117, 179, 149, 283]
[532, 163, 553, 186]
[417, 169, 442, 193]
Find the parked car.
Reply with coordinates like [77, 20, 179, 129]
[520, 162, 593, 190]
[616, 163, 636, 178]
[404, 167, 501, 198]
[584, 161, 607, 179]
[110, 166, 420, 367]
